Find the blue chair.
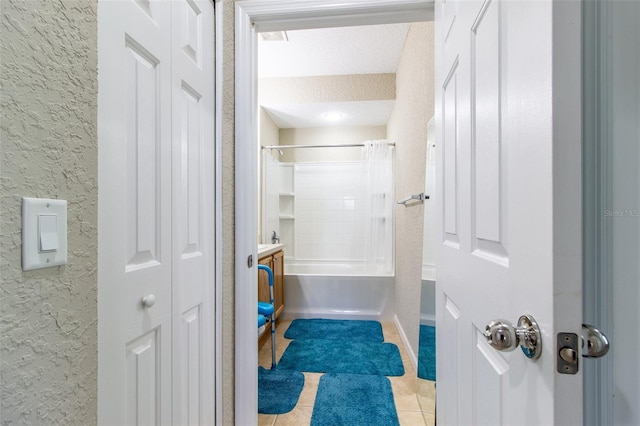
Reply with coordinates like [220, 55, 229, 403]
[258, 312, 267, 328]
[258, 264, 277, 370]
[257, 302, 273, 335]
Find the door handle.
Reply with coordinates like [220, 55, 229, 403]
[483, 315, 542, 360]
[582, 324, 609, 358]
[141, 294, 156, 308]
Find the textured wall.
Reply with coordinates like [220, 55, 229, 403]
[0, 0, 98, 424]
[220, 1, 237, 424]
[259, 73, 396, 104]
[387, 22, 434, 360]
[260, 107, 280, 150]
[258, 108, 280, 241]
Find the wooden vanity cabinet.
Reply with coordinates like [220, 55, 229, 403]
[258, 249, 284, 345]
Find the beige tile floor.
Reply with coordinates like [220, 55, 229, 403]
[258, 320, 436, 426]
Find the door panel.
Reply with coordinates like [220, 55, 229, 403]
[171, 0, 215, 424]
[273, 250, 284, 317]
[99, 1, 215, 424]
[124, 37, 163, 269]
[442, 58, 460, 247]
[126, 328, 161, 425]
[180, 305, 202, 425]
[258, 256, 272, 305]
[435, 0, 583, 424]
[470, 0, 508, 263]
[98, 1, 172, 424]
[472, 328, 507, 425]
[440, 296, 460, 425]
[178, 82, 204, 257]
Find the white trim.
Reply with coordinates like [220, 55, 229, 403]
[240, 0, 433, 33]
[394, 315, 418, 372]
[235, 3, 259, 425]
[582, 1, 613, 425]
[214, 1, 223, 424]
[234, 0, 434, 422]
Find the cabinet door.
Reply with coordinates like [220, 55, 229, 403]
[272, 250, 284, 318]
[258, 255, 273, 305]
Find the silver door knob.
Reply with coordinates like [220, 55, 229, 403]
[582, 324, 609, 358]
[484, 315, 542, 360]
[484, 319, 518, 351]
[141, 294, 156, 308]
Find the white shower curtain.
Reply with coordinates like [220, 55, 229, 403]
[361, 140, 394, 275]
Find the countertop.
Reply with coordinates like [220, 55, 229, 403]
[257, 243, 284, 258]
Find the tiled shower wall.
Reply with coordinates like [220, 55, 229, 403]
[294, 163, 366, 262]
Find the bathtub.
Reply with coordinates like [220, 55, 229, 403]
[282, 262, 395, 321]
[420, 279, 436, 327]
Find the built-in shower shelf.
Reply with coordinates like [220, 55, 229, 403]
[279, 215, 295, 220]
[279, 192, 295, 197]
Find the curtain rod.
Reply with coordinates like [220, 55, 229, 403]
[261, 142, 395, 150]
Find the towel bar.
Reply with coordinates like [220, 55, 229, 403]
[397, 193, 429, 206]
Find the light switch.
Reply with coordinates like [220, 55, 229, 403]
[22, 197, 67, 271]
[38, 214, 59, 252]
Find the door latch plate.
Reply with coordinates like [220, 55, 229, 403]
[557, 332, 579, 374]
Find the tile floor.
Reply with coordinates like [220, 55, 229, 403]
[258, 319, 436, 426]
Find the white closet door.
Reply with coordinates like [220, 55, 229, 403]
[98, 1, 216, 424]
[170, 1, 215, 425]
[98, 1, 173, 424]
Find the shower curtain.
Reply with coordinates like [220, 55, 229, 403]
[361, 140, 395, 275]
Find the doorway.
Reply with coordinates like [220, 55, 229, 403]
[234, 1, 432, 424]
[236, 0, 618, 424]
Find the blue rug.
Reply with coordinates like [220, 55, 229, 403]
[278, 339, 405, 376]
[258, 367, 305, 414]
[311, 373, 399, 426]
[417, 325, 436, 381]
[284, 318, 384, 342]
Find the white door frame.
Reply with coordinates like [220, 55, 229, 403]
[582, 1, 638, 424]
[214, 2, 224, 424]
[234, 1, 432, 423]
[582, 1, 611, 424]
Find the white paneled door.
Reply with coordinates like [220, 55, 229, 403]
[435, 1, 583, 424]
[98, 1, 215, 424]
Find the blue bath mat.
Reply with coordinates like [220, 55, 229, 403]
[284, 318, 384, 342]
[278, 339, 405, 376]
[311, 373, 399, 426]
[417, 325, 436, 381]
[258, 367, 305, 414]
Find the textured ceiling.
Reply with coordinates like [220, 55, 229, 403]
[263, 101, 396, 129]
[258, 24, 411, 128]
[258, 24, 410, 78]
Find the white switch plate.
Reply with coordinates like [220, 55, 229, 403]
[22, 197, 67, 271]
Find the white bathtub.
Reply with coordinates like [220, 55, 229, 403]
[420, 279, 436, 327]
[283, 262, 395, 321]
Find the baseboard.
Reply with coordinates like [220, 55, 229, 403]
[394, 315, 418, 372]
